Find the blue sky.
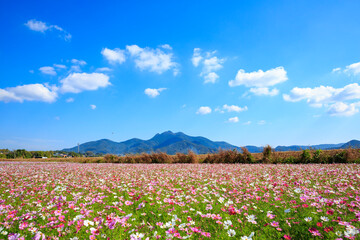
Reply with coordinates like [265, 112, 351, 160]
[1, 0, 360, 150]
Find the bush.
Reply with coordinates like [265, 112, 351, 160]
[300, 150, 311, 163]
[104, 154, 119, 163]
[262, 145, 273, 163]
[332, 151, 348, 163]
[241, 147, 254, 163]
[312, 149, 323, 163]
[283, 156, 296, 164]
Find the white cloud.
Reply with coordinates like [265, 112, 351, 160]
[332, 67, 341, 73]
[283, 83, 360, 106]
[70, 59, 86, 72]
[60, 73, 111, 93]
[191, 48, 203, 67]
[258, 120, 266, 125]
[203, 72, 219, 84]
[53, 64, 66, 69]
[223, 104, 248, 113]
[196, 106, 212, 115]
[126, 45, 179, 75]
[344, 62, 360, 76]
[227, 116, 239, 123]
[25, 19, 71, 41]
[203, 56, 224, 73]
[283, 83, 360, 117]
[39, 66, 56, 76]
[144, 88, 167, 98]
[0, 84, 57, 103]
[192, 48, 225, 84]
[96, 67, 112, 72]
[71, 59, 87, 66]
[25, 19, 49, 32]
[327, 102, 360, 116]
[250, 87, 279, 96]
[90, 104, 96, 110]
[243, 121, 252, 125]
[101, 48, 126, 64]
[229, 67, 288, 88]
[160, 44, 172, 50]
[66, 97, 74, 103]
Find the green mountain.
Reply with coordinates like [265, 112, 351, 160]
[62, 131, 359, 154]
[62, 131, 241, 154]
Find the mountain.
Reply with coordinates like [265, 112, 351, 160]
[62, 131, 360, 155]
[62, 131, 241, 155]
[339, 140, 360, 149]
[275, 143, 345, 152]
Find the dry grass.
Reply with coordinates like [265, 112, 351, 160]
[1, 148, 359, 164]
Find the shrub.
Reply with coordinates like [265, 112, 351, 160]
[300, 150, 311, 163]
[104, 154, 119, 163]
[187, 151, 198, 164]
[262, 145, 273, 163]
[312, 149, 323, 163]
[333, 151, 348, 163]
[241, 147, 254, 163]
[283, 156, 295, 164]
[151, 152, 173, 164]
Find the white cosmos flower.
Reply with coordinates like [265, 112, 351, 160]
[294, 188, 302, 193]
[241, 232, 254, 240]
[304, 217, 312, 222]
[224, 220, 232, 226]
[227, 229, 236, 237]
[320, 216, 329, 222]
[130, 232, 145, 239]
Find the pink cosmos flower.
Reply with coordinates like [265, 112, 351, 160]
[125, 201, 133, 205]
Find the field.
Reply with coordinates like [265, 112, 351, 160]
[0, 163, 359, 240]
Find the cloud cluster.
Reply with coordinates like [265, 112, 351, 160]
[333, 61, 360, 76]
[250, 87, 279, 96]
[0, 84, 58, 103]
[25, 19, 71, 41]
[127, 45, 179, 75]
[144, 88, 167, 98]
[0, 72, 110, 103]
[192, 48, 225, 84]
[229, 67, 287, 97]
[60, 73, 110, 93]
[283, 83, 360, 116]
[196, 106, 212, 115]
[229, 67, 287, 87]
[101, 48, 126, 64]
[101, 45, 179, 75]
[199, 104, 248, 123]
[39, 64, 68, 76]
[39, 66, 56, 76]
[222, 104, 248, 113]
[227, 116, 239, 123]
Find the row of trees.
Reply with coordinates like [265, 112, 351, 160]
[0, 149, 100, 159]
[96, 147, 360, 164]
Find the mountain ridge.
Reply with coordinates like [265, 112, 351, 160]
[62, 131, 360, 154]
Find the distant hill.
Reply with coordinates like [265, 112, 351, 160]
[62, 131, 360, 154]
[339, 140, 360, 149]
[62, 131, 241, 155]
[274, 143, 344, 152]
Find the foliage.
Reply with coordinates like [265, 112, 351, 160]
[300, 149, 312, 163]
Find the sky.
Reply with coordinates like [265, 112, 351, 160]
[1, 0, 360, 150]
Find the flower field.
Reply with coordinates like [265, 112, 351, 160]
[0, 163, 359, 240]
